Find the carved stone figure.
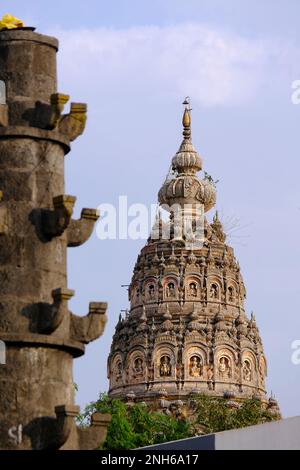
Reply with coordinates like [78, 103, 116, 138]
[189, 356, 202, 377]
[210, 283, 218, 299]
[160, 356, 171, 377]
[133, 358, 144, 376]
[116, 361, 123, 382]
[228, 286, 235, 302]
[189, 282, 198, 297]
[243, 360, 252, 382]
[166, 282, 175, 298]
[148, 284, 155, 299]
[177, 363, 184, 380]
[218, 357, 231, 379]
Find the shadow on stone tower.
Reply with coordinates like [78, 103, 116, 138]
[0, 22, 110, 449]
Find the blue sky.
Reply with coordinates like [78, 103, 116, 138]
[5, 1, 300, 417]
[7, 0, 300, 37]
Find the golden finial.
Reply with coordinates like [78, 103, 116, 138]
[182, 97, 191, 140]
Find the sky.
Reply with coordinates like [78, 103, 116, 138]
[5, 0, 300, 417]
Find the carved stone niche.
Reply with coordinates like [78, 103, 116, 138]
[242, 359, 252, 382]
[126, 350, 146, 383]
[186, 277, 201, 300]
[159, 355, 172, 377]
[154, 346, 175, 380]
[189, 356, 202, 377]
[184, 347, 206, 380]
[145, 279, 158, 302]
[130, 281, 141, 308]
[164, 277, 178, 300]
[208, 281, 221, 300]
[227, 285, 236, 303]
[218, 356, 231, 379]
[110, 354, 123, 387]
[215, 349, 236, 381]
[241, 351, 257, 384]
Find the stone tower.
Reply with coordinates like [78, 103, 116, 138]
[0, 24, 110, 449]
[108, 100, 276, 412]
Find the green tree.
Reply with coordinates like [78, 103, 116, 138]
[192, 395, 280, 434]
[77, 393, 280, 450]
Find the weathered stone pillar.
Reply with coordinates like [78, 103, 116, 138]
[0, 28, 110, 449]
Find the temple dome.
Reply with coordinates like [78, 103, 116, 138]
[107, 99, 269, 411]
[172, 140, 202, 175]
[158, 175, 216, 212]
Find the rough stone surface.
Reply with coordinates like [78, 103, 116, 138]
[0, 28, 110, 449]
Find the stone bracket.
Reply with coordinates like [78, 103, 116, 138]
[42, 194, 76, 239]
[58, 103, 87, 141]
[70, 302, 107, 344]
[30, 404, 111, 450]
[77, 412, 111, 450]
[24, 93, 70, 130]
[54, 404, 80, 449]
[38, 287, 74, 334]
[29, 96, 87, 141]
[22, 404, 79, 450]
[49, 93, 70, 129]
[67, 208, 100, 247]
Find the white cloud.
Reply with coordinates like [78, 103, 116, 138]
[49, 23, 294, 107]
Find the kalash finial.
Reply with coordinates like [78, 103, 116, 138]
[182, 97, 192, 141]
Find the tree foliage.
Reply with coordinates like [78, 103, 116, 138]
[77, 393, 280, 450]
[191, 394, 278, 434]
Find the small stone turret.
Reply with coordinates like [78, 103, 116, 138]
[0, 23, 110, 449]
[108, 99, 271, 412]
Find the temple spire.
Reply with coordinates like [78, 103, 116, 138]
[182, 97, 191, 141]
[158, 98, 216, 214]
[108, 99, 272, 414]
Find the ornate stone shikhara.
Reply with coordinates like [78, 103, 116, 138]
[108, 101, 270, 406]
